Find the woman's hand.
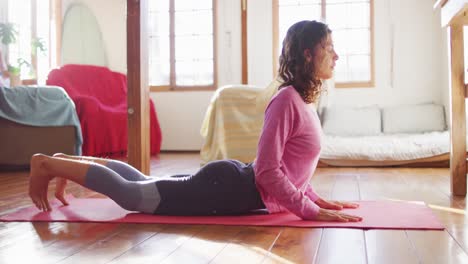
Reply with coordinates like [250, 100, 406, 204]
[54, 177, 69, 206]
[315, 198, 359, 210]
[315, 208, 363, 222]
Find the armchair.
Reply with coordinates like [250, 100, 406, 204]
[200, 79, 281, 163]
[47, 64, 162, 157]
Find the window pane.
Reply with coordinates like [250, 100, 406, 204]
[327, 0, 369, 4]
[334, 55, 371, 83]
[175, 0, 212, 11]
[8, 0, 32, 78]
[175, 10, 212, 36]
[149, 11, 169, 37]
[279, 5, 321, 37]
[149, 0, 169, 12]
[150, 36, 170, 61]
[149, 36, 170, 86]
[276, 0, 372, 85]
[175, 36, 213, 61]
[175, 59, 213, 86]
[148, 0, 214, 88]
[280, 0, 321, 5]
[278, 0, 321, 56]
[149, 62, 170, 86]
[333, 28, 369, 55]
[327, 2, 369, 29]
[334, 54, 348, 82]
[347, 55, 370, 81]
[148, 0, 170, 86]
[36, 0, 50, 84]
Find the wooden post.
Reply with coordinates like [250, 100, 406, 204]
[449, 24, 466, 196]
[241, 0, 248, 84]
[127, 0, 150, 174]
[52, 0, 62, 67]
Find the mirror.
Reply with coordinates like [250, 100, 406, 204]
[61, 4, 108, 67]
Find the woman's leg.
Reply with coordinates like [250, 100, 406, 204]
[52, 153, 149, 181]
[51, 153, 150, 205]
[29, 154, 160, 213]
[154, 160, 265, 216]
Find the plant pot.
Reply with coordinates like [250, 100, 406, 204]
[9, 74, 21, 87]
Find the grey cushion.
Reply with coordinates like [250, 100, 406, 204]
[322, 106, 382, 136]
[382, 103, 446, 134]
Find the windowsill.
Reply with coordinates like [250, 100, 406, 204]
[150, 85, 216, 92]
[21, 79, 38, 85]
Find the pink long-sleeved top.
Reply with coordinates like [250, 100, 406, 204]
[254, 85, 322, 220]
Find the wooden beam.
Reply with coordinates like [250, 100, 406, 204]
[448, 24, 466, 196]
[465, 83, 468, 98]
[439, 1, 467, 27]
[241, 0, 248, 84]
[433, 0, 449, 10]
[52, 0, 62, 66]
[31, 0, 37, 78]
[127, 0, 150, 174]
[272, 0, 278, 77]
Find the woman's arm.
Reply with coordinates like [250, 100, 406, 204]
[255, 96, 321, 219]
[306, 182, 360, 210]
[255, 92, 361, 222]
[305, 182, 321, 202]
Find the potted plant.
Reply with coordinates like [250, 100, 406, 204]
[7, 58, 30, 86]
[0, 22, 36, 86]
[0, 22, 17, 46]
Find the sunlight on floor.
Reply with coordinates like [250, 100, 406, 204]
[429, 204, 466, 215]
[250, 246, 296, 264]
[384, 197, 465, 215]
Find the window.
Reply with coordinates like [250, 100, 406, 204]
[149, 0, 216, 91]
[6, 0, 52, 84]
[273, 0, 374, 88]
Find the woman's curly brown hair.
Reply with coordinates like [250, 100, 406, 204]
[278, 20, 331, 104]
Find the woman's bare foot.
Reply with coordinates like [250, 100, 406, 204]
[29, 154, 53, 211]
[53, 153, 68, 158]
[52, 153, 70, 205]
[54, 177, 69, 206]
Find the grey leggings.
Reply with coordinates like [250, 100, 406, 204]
[84, 159, 266, 215]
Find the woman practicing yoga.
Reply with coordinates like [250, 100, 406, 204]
[29, 20, 362, 222]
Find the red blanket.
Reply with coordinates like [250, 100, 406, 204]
[47, 64, 162, 157]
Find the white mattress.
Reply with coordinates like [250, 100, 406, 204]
[320, 131, 453, 161]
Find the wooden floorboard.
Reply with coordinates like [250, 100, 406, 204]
[315, 174, 366, 264]
[212, 226, 282, 264]
[0, 153, 467, 263]
[109, 224, 205, 264]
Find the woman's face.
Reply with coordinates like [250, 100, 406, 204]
[312, 34, 339, 80]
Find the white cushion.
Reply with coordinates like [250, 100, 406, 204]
[382, 103, 446, 134]
[322, 106, 381, 136]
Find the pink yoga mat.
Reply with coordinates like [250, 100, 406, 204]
[0, 196, 444, 230]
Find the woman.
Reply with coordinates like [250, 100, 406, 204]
[29, 20, 362, 222]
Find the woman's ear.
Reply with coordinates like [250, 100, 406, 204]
[303, 49, 312, 62]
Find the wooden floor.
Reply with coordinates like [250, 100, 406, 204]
[0, 152, 467, 263]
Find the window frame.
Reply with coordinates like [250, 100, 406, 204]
[149, 0, 218, 92]
[5, 0, 59, 84]
[272, 0, 375, 88]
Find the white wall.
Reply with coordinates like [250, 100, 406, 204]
[247, 0, 274, 87]
[60, 0, 449, 150]
[0, 1, 6, 23]
[62, 0, 127, 73]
